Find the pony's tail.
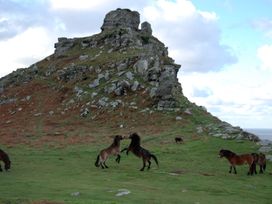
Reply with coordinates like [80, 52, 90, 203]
[95, 155, 100, 167]
[151, 154, 159, 167]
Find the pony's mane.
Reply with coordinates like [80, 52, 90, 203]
[222, 149, 236, 157]
[112, 135, 122, 146]
[130, 133, 141, 147]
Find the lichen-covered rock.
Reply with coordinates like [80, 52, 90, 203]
[101, 8, 140, 31]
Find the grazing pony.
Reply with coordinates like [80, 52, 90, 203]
[219, 149, 255, 175]
[121, 133, 158, 171]
[0, 149, 11, 172]
[252, 153, 266, 174]
[95, 135, 123, 169]
[175, 137, 183, 143]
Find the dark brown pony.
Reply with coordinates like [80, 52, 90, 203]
[252, 153, 266, 174]
[95, 135, 123, 169]
[121, 133, 158, 171]
[0, 149, 11, 172]
[219, 149, 255, 175]
[175, 137, 183, 143]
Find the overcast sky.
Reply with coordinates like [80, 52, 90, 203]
[0, 0, 272, 128]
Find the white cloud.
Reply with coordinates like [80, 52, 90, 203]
[142, 0, 237, 72]
[0, 26, 54, 77]
[49, 0, 114, 10]
[180, 67, 272, 128]
[257, 44, 272, 71]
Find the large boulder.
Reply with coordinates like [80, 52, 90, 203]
[101, 8, 140, 31]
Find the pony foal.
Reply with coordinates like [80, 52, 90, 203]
[95, 135, 123, 169]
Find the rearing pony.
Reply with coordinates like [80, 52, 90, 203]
[95, 135, 123, 169]
[219, 149, 255, 175]
[121, 133, 159, 171]
[0, 149, 11, 172]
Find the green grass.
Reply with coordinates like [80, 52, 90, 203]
[0, 136, 271, 204]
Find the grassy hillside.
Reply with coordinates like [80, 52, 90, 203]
[1, 130, 271, 204]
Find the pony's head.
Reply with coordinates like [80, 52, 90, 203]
[114, 135, 123, 141]
[219, 149, 235, 158]
[129, 133, 140, 140]
[129, 133, 141, 145]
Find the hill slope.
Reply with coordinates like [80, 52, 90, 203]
[0, 8, 258, 146]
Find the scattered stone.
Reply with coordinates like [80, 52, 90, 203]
[89, 79, 100, 88]
[176, 116, 182, 120]
[79, 54, 89, 61]
[115, 189, 130, 197]
[184, 108, 192, 115]
[196, 126, 204, 134]
[34, 113, 42, 117]
[71, 192, 80, 197]
[125, 71, 134, 80]
[6, 120, 12, 124]
[80, 107, 90, 117]
[49, 111, 54, 116]
[131, 80, 140, 91]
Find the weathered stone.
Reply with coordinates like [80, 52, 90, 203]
[133, 59, 148, 75]
[98, 97, 109, 107]
[54, 37, 75, 57]
[79, 54, 89, 61]
[89, 79, 100, 88]
[101, 9, 140, 31]
[131, 81, 140, 91]
[176, 116, 182, 120]
[80, 107, 90, 117]
[141, 21, 152, 36]
[125, 71, 134, 80]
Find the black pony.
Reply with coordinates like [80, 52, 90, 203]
[122, 133, 158, 171]
[0, 149, 11, 172]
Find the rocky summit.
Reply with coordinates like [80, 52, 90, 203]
[0, 8, 260, 145]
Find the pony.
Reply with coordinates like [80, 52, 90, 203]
[218, 149, 255, 175]
[251, 153, 266, 174]
[0, 149, 11, 172]
[121, 133, 158, 171]
[175, 137, 183, 143]
[95, 135, 123, 169]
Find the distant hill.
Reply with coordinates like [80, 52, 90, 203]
[0, 8, 259, 146]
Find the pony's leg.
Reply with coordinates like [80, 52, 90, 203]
[100, 162, 105, 169]
[0, 164, 2, 172]
[140, 159, 146, 171]
[260, 165, 264, 174]
[254, 163, 257, 174]
[229, 166, 232, 173]
[103, 161, 109, 168]
[233, 166, 237, 174]
[248, 164, 254, 175]
[115, 154, 121, 163]
[147, 160, 151, 170]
